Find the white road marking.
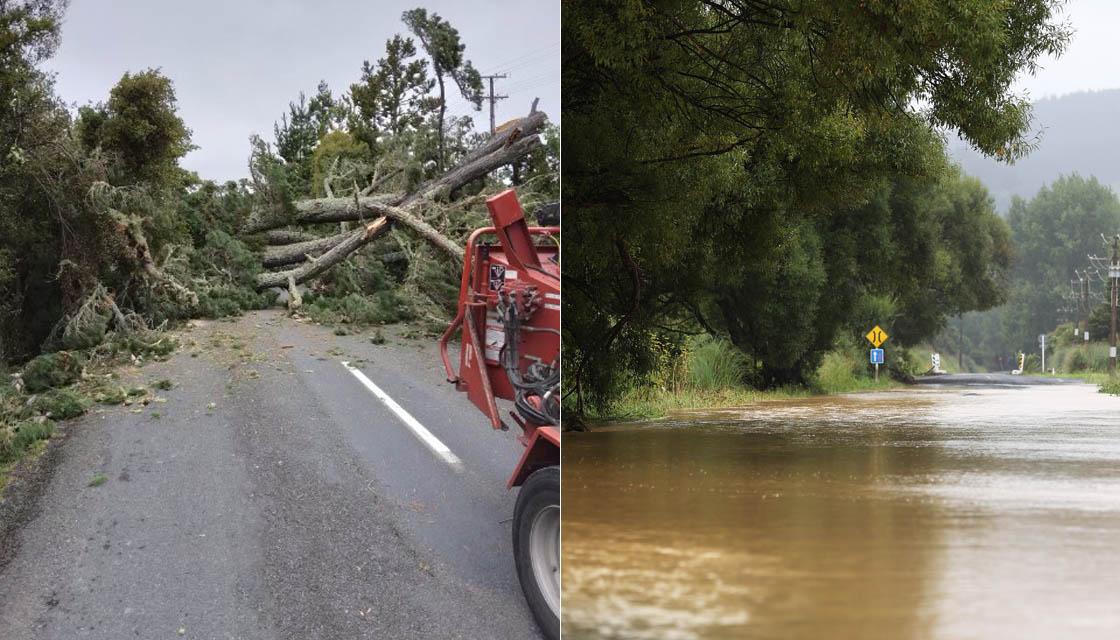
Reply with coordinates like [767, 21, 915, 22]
[341, 361, 464, 470]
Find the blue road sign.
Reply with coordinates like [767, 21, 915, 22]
[870, 348, 884, 364]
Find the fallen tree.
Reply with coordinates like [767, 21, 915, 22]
[248, 106, 546, 290]
[264, 229, 319, 245]
[255, 219, 389, 289]
[262, 231, 351, 268]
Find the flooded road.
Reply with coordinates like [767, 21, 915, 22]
[562, 383, 1120, 639]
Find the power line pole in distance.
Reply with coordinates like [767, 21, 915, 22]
[481, 74, 508, 134]
[1111, 235, 1119, 375]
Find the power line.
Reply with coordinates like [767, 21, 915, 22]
[485, 41, 560, 71]
[504, 70, 558, 92]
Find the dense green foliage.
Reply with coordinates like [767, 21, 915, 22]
[1005, 175, 1120, 349]
[21, 351, 83, 393]
[563, 0, 1062, 411]
[945, 175, 1120, 370]
[350, 34, 436, 145]
[77, 69, 194, 185]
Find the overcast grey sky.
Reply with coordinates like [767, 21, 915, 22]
[44, 0, 559, 182]
[1011, 0, 1116, 99]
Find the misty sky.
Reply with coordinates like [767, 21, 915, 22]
[1012, 0, 1120, 99]
[44, 0, 559, 182]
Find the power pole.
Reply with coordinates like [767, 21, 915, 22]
[958, 313, 964, 371]
[1083, 272, 1091, 352]
[1111, 235, 1119, 375]
[481, 74, 508, 134]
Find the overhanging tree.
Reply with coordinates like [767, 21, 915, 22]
[563, 0, 1069, 410]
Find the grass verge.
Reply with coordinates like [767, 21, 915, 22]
[1098, 377, 1120, 395]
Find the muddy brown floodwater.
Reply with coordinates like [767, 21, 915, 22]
[562, 383, 1120, 640]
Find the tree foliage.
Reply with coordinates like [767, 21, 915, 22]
[563, 0, 1067, 409]
[402, 7, 483, 169]
[77, 69, 193, 185]
[350, 34, 436, 146]
[1002, 174, 1120, 351]
[0, 1, 263, 363]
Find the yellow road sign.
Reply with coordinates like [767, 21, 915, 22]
[865, 325, 889, 348]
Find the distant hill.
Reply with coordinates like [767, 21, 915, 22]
[948, 89, 1120, 213]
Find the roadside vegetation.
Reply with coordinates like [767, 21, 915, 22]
[0, 3, 557, 478]
[594, 336, 900, 420]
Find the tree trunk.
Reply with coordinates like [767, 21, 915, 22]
[264, 229, 318, 245]
[436, 73, 446, 171]
[247, 105, 549, 289]
[456, 110, 546, 169]
[244, 136, 539, 235]
[362, 202, 465, 260]
[243, 109, 545, 235]
[262, 231, 352, 268]
[255, 219, 389, 289]
[409, 135, 540, 204]
[242, 193, 402, 234]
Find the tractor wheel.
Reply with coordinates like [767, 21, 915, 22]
[513, 465, 560, 640]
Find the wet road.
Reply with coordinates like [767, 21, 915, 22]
[562, 382, 1120, 640]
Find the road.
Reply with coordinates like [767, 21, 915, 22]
[912, 372, 1082, 386]
[0, 310, 539, 639]
[563, 377, 1120, 639]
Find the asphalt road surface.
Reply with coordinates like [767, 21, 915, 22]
[0, 311, 540, 639]
[912, 372, 1082, 386]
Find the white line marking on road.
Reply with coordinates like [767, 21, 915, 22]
[341, 362, 463, 470]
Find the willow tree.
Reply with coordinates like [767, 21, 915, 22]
[563, 0, 1069, 409]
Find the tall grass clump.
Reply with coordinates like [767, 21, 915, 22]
[816, 350, 863, 392]
[1100, 377, 1120, 395]
[686, 335, 748, 391]
[1054, 343, 1110, 373]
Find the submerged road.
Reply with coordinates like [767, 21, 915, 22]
[0, 310, 540, 639]
[563, 378, 1120, 640]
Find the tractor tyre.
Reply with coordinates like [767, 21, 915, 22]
[513, 465, 560, 640]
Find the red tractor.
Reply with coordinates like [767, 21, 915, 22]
[439, 189, 560, 639]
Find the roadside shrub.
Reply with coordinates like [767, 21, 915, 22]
[30, 389, 88, 420]
[59, 309, 111, 351]
[93, 384, 126, 404]
[22, 352, 84, 393]
[110, 332, 178, 359]
[1100, 378, 1120, 395]
[816, 350, 863, 391]
[196, 286, 274, 319]
[686, 336, 748, 391]
[1062, 348, 1088, 372]
[304, 291, 414, 326]
[0, 420, 54, 463]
